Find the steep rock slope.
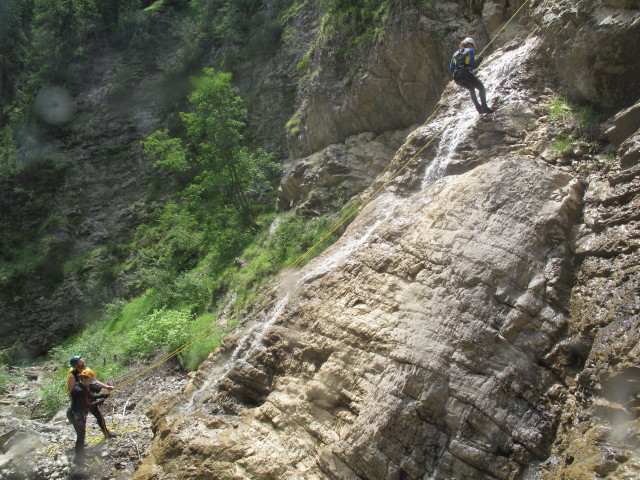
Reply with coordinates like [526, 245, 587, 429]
[137, 157, 582, 479]
[542, 104, 640, 478]
[132, 0, 640, 478]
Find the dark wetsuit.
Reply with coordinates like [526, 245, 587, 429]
[449, 47, 491, 113]
[69, 382, 104, 464]
[66, 368, 109, 438]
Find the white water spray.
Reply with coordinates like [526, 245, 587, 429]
[422, 37, 538, 187]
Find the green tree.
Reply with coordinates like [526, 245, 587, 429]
[0, 124, 17, 180]
[0, 0, 31, 106]
[144, 68, 279, 225]
[29, 0, 99, 82]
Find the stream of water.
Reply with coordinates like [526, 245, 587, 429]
[185, 37, 539, 412]
[421, 37, 538, 187]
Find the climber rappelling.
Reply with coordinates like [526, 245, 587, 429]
[449, 37, 494, 114]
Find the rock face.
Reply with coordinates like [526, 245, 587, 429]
[0, 49, 169, 354]
[541, 103, 640, 478]
[136, 156, 583, 480]
[531, 0, 640, 109]
[133, 0, 640, 478]
[288, 1, 486, 158]
[278, 128, 413, 213]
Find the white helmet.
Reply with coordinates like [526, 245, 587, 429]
[464, 37, 476, 47]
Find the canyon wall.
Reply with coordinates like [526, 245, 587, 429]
[133, 1, 640, 477]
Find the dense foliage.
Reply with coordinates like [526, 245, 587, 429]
[0, 0, 384, 416]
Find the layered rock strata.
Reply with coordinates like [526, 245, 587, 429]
[135, 155, 583, 479]
[541, 102, 640, 478]
[133, 1, 640, 478]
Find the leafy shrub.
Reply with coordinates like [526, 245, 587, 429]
[0, 345, 23, 393]
[0, 367, 16, 393]
[127, 307, 194, 360]
[181, 313, 224, 370]
[39, 379, 68, 418]
[105, 293, 161, 334]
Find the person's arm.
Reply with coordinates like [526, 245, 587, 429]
[468, 48, 477, 69]
[96, 380, 114, 391]
[88, 390, 110, 406]
[66, 371, 75, 396]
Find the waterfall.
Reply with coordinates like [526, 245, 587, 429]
[421, 37, 538, 187]
[184, 37, 539, 413]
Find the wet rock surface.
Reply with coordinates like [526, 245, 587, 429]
[132, 0, 640, 475]
[541, 114, 640, 478]
[136, 154, 584, 479]
[3, 0, 638, 479]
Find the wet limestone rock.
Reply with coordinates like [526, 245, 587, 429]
[134, 157, 584, 480]
[541, 150, 640, 478]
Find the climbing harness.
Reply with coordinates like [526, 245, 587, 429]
[452, 49, 474, 80]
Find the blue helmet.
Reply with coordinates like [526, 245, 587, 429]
[70, 355, 82, 366]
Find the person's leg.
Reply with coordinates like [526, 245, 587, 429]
[66, 405, 75, 427]
[468, 74, 492, 112]
[89, 404, 113, 438]
[464, 82, 484, 113]
[72, 412, 87, 465]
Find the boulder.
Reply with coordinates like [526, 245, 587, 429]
[605, 100, 640, 147]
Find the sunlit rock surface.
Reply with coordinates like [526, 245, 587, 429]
[132, 0, 640, 478]
[135, 154, 583, 479]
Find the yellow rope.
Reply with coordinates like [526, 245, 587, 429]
[478, 0, 531, 57]
[111, 0, 532, 392]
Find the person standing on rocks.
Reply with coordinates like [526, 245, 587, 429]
[69, 368, 110, 465]
[449, 37, 494, 114]
[66, 355, 116, 440]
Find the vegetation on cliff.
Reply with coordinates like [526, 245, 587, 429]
[0, 0, 379, 415]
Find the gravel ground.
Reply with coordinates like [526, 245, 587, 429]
[0, 359, 189, 480]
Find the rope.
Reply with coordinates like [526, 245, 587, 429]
[478, 0, 531, 57]
[110, 0, 532, 392]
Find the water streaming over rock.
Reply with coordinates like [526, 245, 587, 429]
[422, 37, 537, 187]
[180, 39, 545, 420]
[132, 2, 640, 473]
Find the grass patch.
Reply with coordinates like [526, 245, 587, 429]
[548, 96, 606, 155]
[181, 313, 224, 371]
[106, 290, 163, 334]
[548, 96, 573, 121]
[551, 135, 574, 155]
